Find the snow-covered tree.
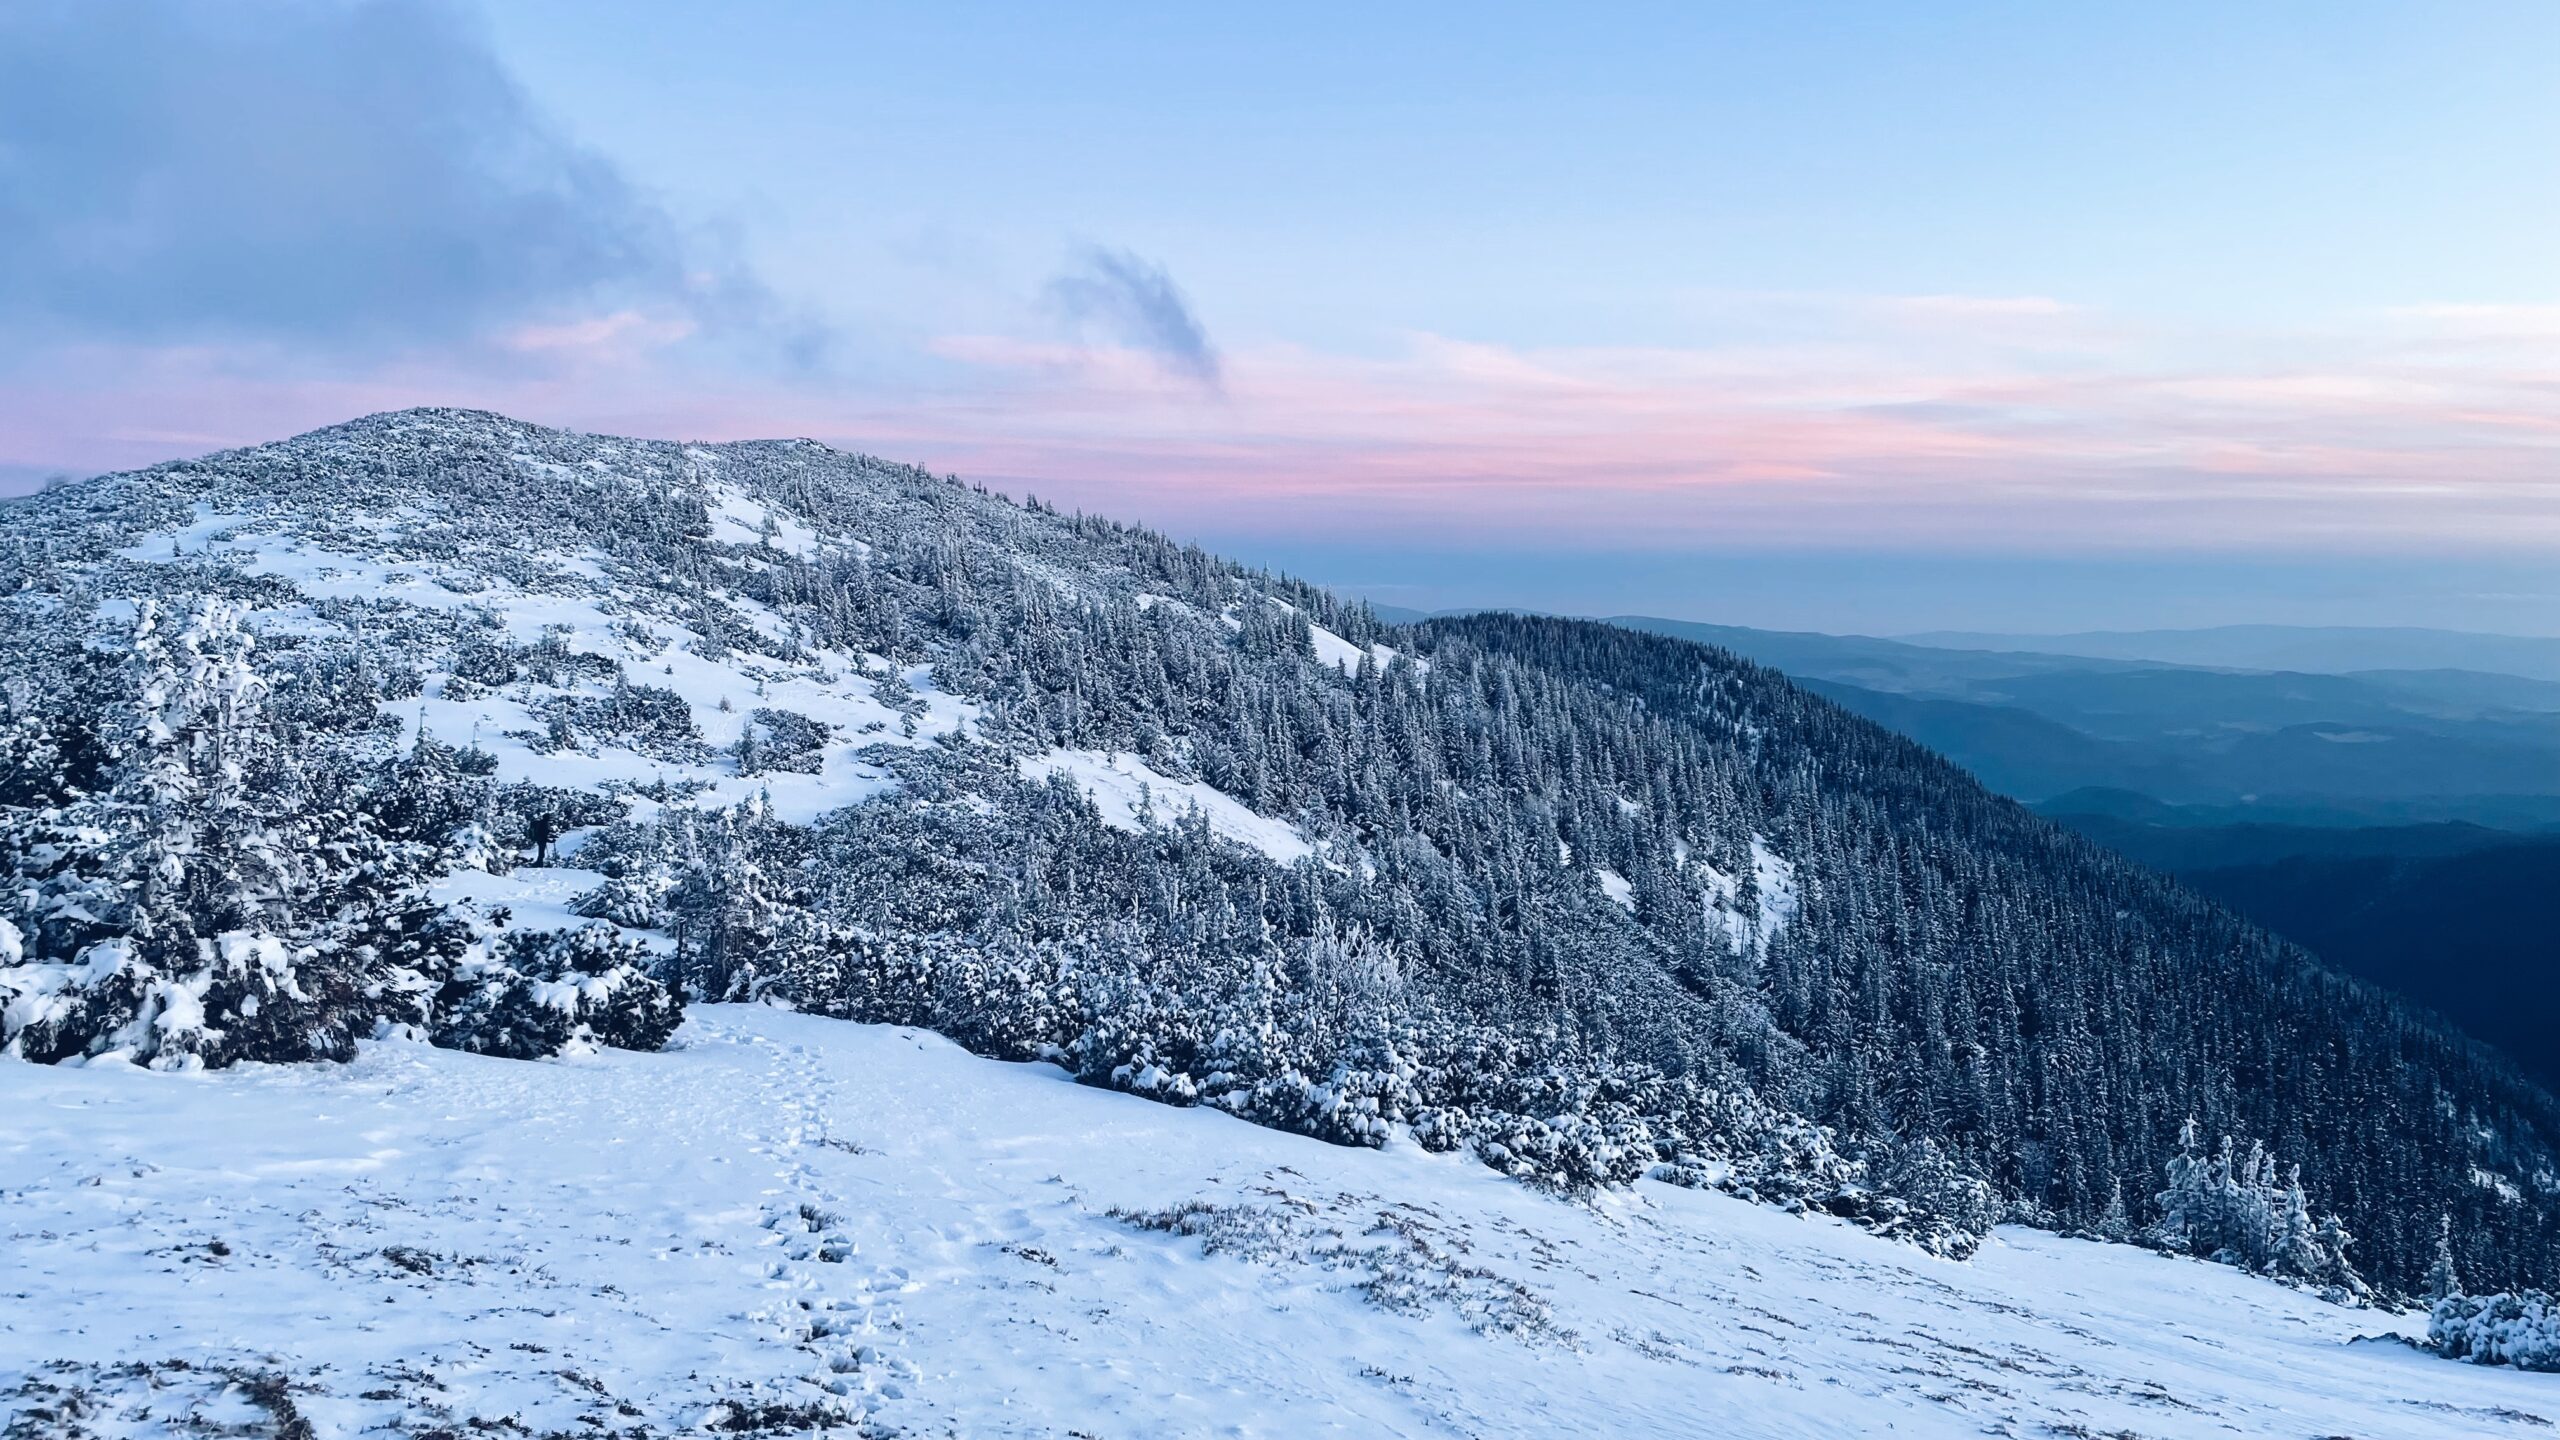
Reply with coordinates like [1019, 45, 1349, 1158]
[0, 602, 359, 1069]
[2426, 1214, 2465, 1304]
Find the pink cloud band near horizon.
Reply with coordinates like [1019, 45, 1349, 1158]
[3, 298, 2554, 557]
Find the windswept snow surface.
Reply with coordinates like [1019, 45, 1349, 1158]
[1691, 834, 1799, 952]
[706, 486, 821, 558]
[1267, 596, 1402, 675]
[1307, 623, 1367, 674]
[2, 1008, 2544, 1440]
[1596, 868, 1636, 911]
[1750, 835, 1800, 942]
[1018, 748, 1315, 864]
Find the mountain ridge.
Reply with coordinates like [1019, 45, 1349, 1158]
[1900, 624, 2560, 681]
[2, 407, 2555, 1298]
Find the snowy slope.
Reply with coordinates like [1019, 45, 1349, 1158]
[16, 403, 2560, 1342]
[2, 1008, 2544, 1440]
[1018, 748, 1316, 863]
[106, 494, 977, 829]
[54, 413, 1316, 859]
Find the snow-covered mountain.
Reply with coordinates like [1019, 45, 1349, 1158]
[5, 1004, 2549, 1439]
[5, 408, 2560, 1412]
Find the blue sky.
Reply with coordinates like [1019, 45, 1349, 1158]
[3, 1, 2555, 632]
[483, 2, 2559, 331]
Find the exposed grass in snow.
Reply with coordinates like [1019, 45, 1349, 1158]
[3, 1008, 2548, 1439]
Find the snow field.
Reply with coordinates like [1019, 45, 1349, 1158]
[1018, 748, 1316, 864]
[5, 1007, 2551, 1439]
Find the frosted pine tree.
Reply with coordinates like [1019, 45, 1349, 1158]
[2272, 1166, 2324, 1281]
[665, 797, 800, 1000]
[1, 601, 354, 1067]
[2151, 1117, 2212, 1254]
[2427, 1215, 2465, 1303]
[2097, 1179, 2131, 1242]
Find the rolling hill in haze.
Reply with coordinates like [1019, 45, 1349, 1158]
[1610, 615, 2560, 822]
[1900, 625, 2560, 684]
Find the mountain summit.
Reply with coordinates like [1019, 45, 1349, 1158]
[3, 408, 2555, 1304]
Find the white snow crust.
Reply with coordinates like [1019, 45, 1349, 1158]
[1597, 868, 1636, 910]
[2, 1008, 2543, 1439]
[1018, 748, 1315, 864]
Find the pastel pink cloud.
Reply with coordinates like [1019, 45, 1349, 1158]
[4, 298, 2554, 556]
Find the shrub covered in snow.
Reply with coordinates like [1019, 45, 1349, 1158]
[0, 602, 681, 1070]
[0, 601, 385, 1069]
[0, 925, 374, 1071]
[536, 680, 709, 764]
[432, 925, 683, 1060]
[2430, 1290, 2560, 1371]
[1829, 1138, 2005, 1260]
[738, 707, 831, 776]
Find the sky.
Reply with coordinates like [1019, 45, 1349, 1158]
[2, 1, 2555, 634]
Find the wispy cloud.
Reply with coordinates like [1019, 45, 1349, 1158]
[1042, 247, 1223, 390]
[1890, 294, 2080, 320]
[891, 296, 2560, 554]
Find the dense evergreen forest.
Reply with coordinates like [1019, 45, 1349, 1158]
[3, 408, 2554, 1296]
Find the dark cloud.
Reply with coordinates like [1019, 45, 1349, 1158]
[0, 0, 815, 362]
[1045, 246, 1222, 388]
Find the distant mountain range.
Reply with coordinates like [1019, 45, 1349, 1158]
[2171, 836, 2560, 1086]
[1898, 625, 2560, 684]
[1606, 616, 2560, 827]
[2049, 810, 2560, 1084]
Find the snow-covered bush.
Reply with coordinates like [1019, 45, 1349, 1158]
[0, 922, 375, 1070]
[558, 802, 800, 998]
[1070, 967, 1209, 1105]
[738, 707, 830, 776]
[342, 902, 485, 1034]
[537, 681, 709, 764]
[433, 924, 683, 1059]
[2430, 1290, 2560, 1371]
[1211, 1020, 1422, 1151]
[449, 634, 520, 686]
[569, 818, 690, 928]
[1439, 1106, 1659, 1192]
[524, 925, 686, 1052]
[1638, 1092, 1996, 1257]
[0, 602, 682, 1071]
[1837, 1138, 2004, 1260]
[0, 601, 383, 1069]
